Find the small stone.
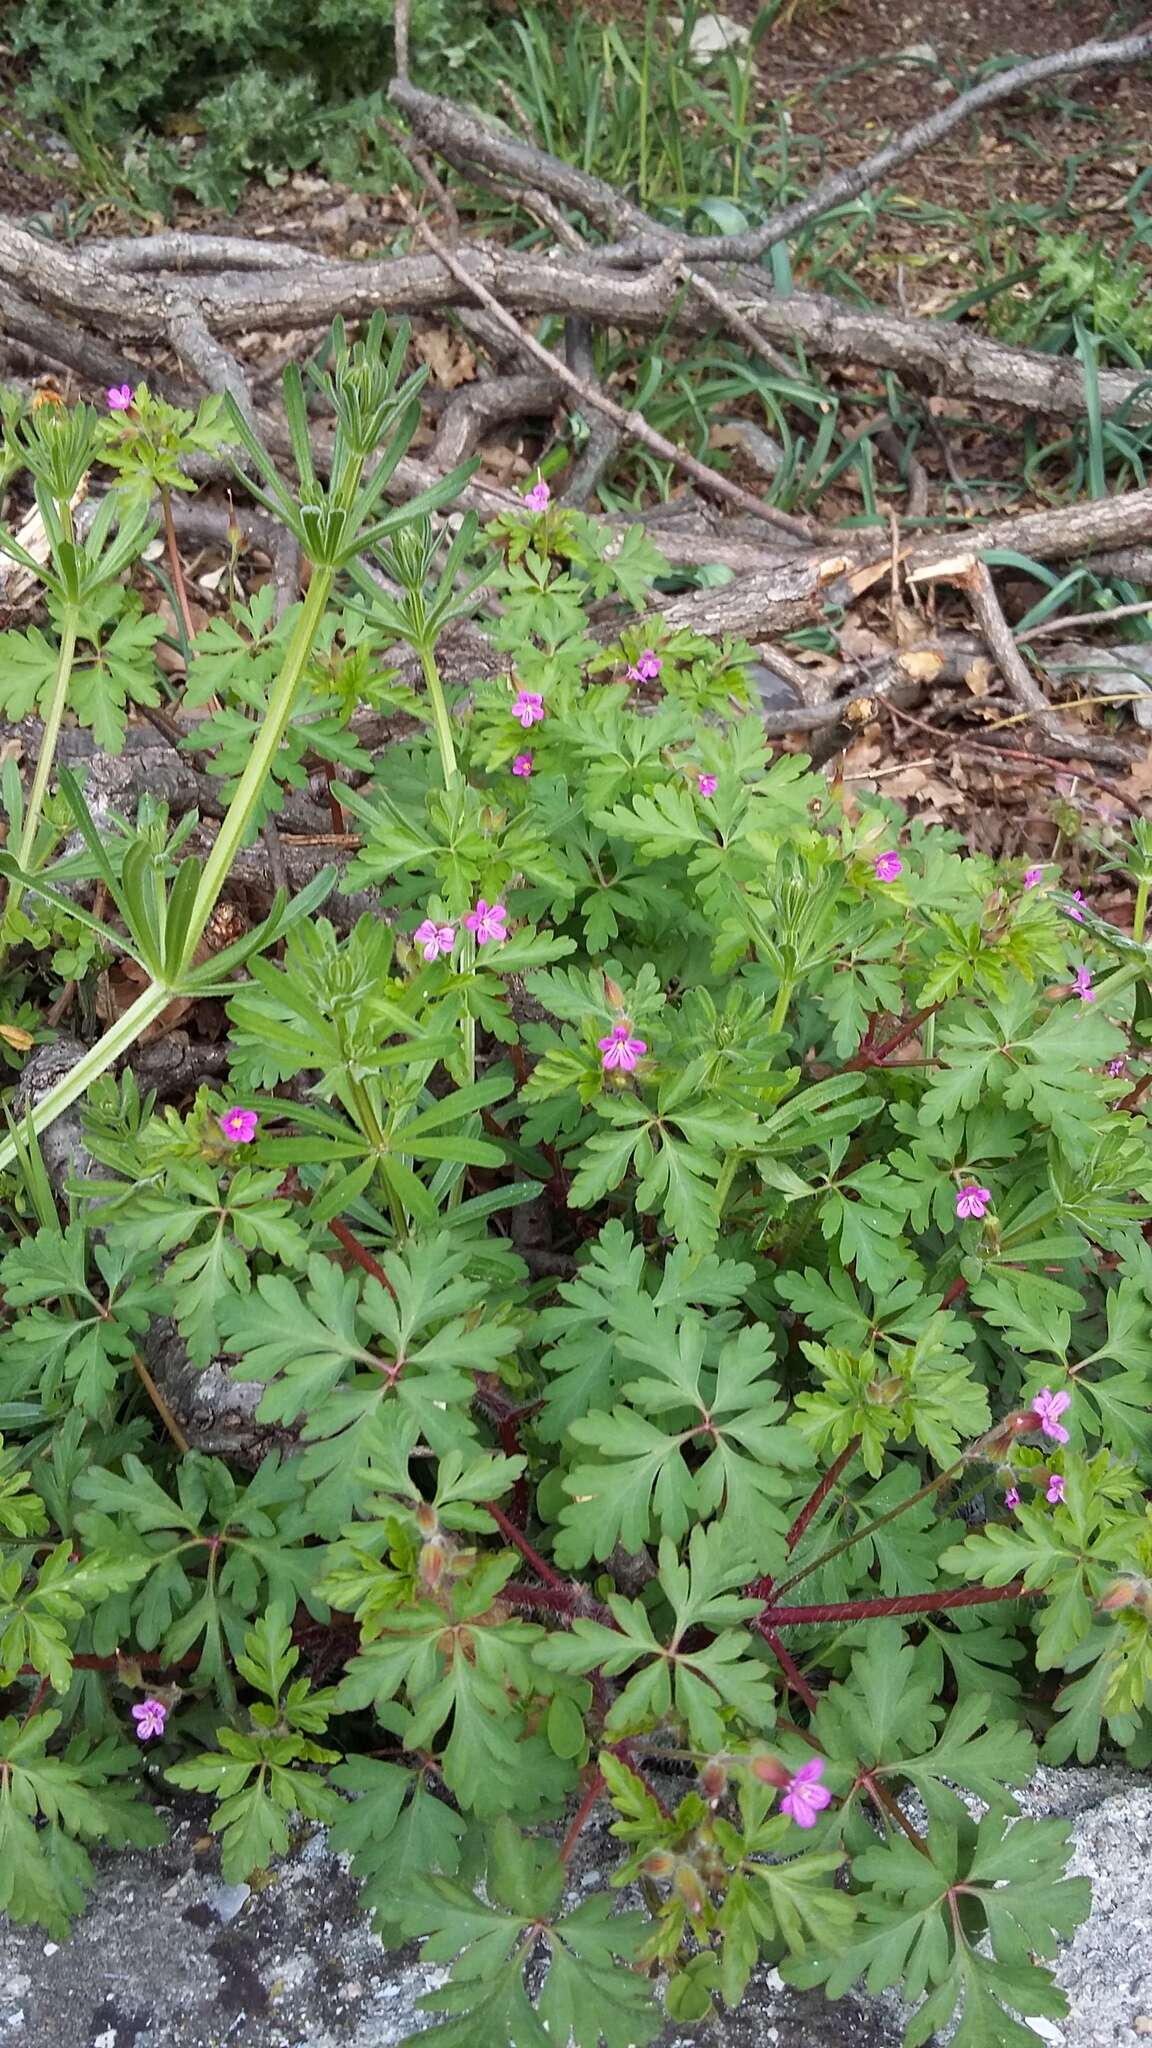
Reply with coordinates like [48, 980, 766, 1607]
[210, 1882, 251, 1924]
[1024, 2021, 1063, 2045]
[3, 1980, 30, 2001]
[41, 1945, 58, 1958]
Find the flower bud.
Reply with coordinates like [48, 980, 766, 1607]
[866, 1374, 906, 1407]
[603, 975, 624, 1008]
[699, 1758, 729, 1806]
[415, 1502, 439, 1536]
[641, 1849, 675, 1879]
[418, 1540, 446, 1592]
[673, 1863, 708, 1918]
[1098, 1576, 1152, 1614]
[749, 1753, 789, 1789]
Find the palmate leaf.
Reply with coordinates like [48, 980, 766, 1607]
[0, 1717, 166, 1939]
[328, 1759, 465, 1940]
[396, 1818, 660, 2048]
[554, 1311, 808, 1569]
[785, 1811, 1089, 2048]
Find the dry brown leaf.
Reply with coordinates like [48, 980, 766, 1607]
[413, 325, 477, 390]
[0, 1024, 34, 1052]
[897, 648, 946, 683]
[964, 657, 994, 697]
[838, 622, 890, 662]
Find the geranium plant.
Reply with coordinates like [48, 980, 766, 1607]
[1, 321, 1151, 2048]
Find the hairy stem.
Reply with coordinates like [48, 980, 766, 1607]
[3, 607, 80, 947]
[161, 483, 197, 653]
[759, 1582, 1029, 1625]
[420, 642, 458, 786]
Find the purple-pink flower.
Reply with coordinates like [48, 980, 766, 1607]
[1004, 1487, 1020, 1511]
[107, 384, 134, 412]
[698, 773, 717, 798]
[598, 1021, 647, 1073]
[131, 1699, 167, 1742]
[626, 649, 662, 684]
[1065, 890, 1085, 922]
[512, 691, 545, 729]
[955, 1184, 991, 1222]
[465, 898, 507, 946]
[1024, 866, 1044, 889]
[1046, 1473, 1065, 1506]
[1074, 965, 1094, 1004]
[512, 753, 533, 779]
[779, 1759, 832, 1830]
[1033, 1387, 1071, 1444]
[219, 1107, 258, 1145]
[524, 476, 550, 512]
[875, 851, 902, 883]
[1107, 1058, 1128, 1078]
[414, 918, 456, 962]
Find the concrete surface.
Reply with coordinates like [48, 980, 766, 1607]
[0, 1768, 1148, 2048]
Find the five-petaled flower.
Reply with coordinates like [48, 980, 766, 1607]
[512, 691, 545, 729]
[698, 773, 717, 798]
[1065, 890, 1086, 922]
[413, 918, 456, 962]
[1074, 965, 1094, 1004]
[1033, 1387, 1071, 1444]
[107, 384, 134, 411]
[874, 851, 902, 883]
[1047, 1473, 1066, 1506]
[512, 753, 533, 778]
[598, 1021, 647, 1072]
[626, 649, 662, 683]
[466, 899, 507, 946]
[780, 1759, 832, 1830]
[219, 1107, 258, 1144]
[955, 1184, 991, 1222]
[1004, 1487, 1020, 1511]
[131, 1699, 167, 1742]
[1024, 866, 1044, 889]
[524, 476, 550, 512]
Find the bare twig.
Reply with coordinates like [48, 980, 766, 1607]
[887, 699, 1145, 817]
[961, 559, 1133, 767]
[166, 296, 257, 427]
[678, 262, 799, 380]
[1017, 598, 1152, 642]
[428, 370, 563, 470]
[396, 196, 821, 540]
[593, 28, 1152, 266]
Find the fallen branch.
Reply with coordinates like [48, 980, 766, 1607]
[397, 196, 821, 540]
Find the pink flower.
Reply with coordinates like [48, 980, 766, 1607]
[598, 1021, 647, 1073]
[698, 773, 718, 798]
[1046, 1473, 1065, 1506]
[512, 753, 533, 778]
[1074, 966, 1094, 1004]
[219, 1107, 258, 1144]
[1004, 1487, 1020, 1511]
[875, 851, 902, 883]
[1024, 866, 1044, 889]
[413, 917, 456, 962]
[1107, 1058, 1128, 1078]
[131, 1699, 167, 1742]
[955, 1184, 991, 1222]
[465, 898, 507, 946]
[524, 476, 550, 512]
[512, 691, 545, 729]
[779, 1759, 832, 1830]
[106, 384, 133, 411]
[626, 649, 662, 683]
[1065, 891, 1085, 922]
[1033, 1387, 1071, 1444]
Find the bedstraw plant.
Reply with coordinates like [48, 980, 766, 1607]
[1, 322, 1152, 2048]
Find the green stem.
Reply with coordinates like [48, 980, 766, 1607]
[1134, 876, 1150, 945]
[185, 567, 334, 960]
[769, 977, 794, 1035]
[419, 642, 458, 787]
[712, 1148, 741, 1223]
[8, 608, 80, 928]
[771, 1453, 967, 1600]
[0, 980, 176, 1175]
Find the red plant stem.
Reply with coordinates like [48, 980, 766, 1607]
[786, 1435, 862, 1557]
[328, 1217, 398, 1299]
[845, 1005, 941, 1070]
[1117, 1070, 1152, 1115]
[502, 1579, 617, 1628]
[860, 1769, 931, 1855]
[939, 1273, 969, 1310]
[560, 1767, 605, 1862]
[19, 1675, 50, 1727]
[759, 1582, 1029, 1626]
[756, 1623, 821, 1717]
[484, 1499, 570, 1591]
